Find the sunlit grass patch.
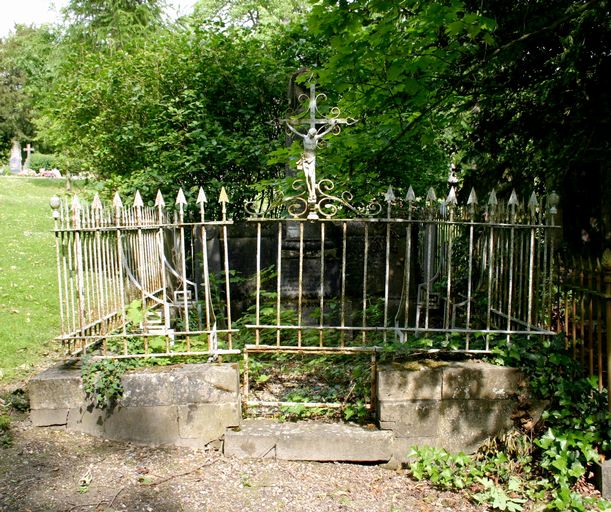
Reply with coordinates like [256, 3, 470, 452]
[0, 177, 73, 384]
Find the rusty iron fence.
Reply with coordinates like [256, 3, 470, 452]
[556, 254, 611, 406]
[51, 183, 560, 359]
[50, 188, 239, 359]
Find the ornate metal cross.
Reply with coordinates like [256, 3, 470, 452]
[284, 81, 355, 219]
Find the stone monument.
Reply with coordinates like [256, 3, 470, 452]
[9, 140, 22, 174]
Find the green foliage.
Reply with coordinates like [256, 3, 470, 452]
[458, 0, 610, 196]
[0, 25, 56, 150]
[0, 413, 12, 447]
[307, 0, 497, 197]
[248, 353, 372, 423]
[27, 152, 60, 170]
[35, 18, 294, 212]
[81, 357, 135, 408]
[62, 0, 164, 50]
[194, 0, 309, 27]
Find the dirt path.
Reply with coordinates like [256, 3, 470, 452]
[0, 417, 480, 512]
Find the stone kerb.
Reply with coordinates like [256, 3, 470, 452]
[29, 363, 241, 448]
[377, 360, 540, 457]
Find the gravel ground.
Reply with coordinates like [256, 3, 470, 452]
[0, 417, 480, 512]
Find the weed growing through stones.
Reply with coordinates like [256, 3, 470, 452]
[246, 352, 373, 423]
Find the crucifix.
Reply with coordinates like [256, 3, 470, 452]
[284, 81, 355, 218]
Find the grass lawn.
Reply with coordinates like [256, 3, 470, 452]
[0, 177, 72, 385]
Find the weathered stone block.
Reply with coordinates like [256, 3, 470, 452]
[438, 399, 517, 453]
[174, 364, 240, 403]
[594, 461, 611, 500]
[441, 362, 525, 400]
[377, 364, 442, 401]
[67, 404, 106, 437]
[224, 420, 278, 459]
[31, 408, 69, 427]
[29, 364, 85, 410]
[275, 423, 393, 462]
[103, 406, 179, 445]
[224, 420, 393, 462]
[178, 403, 241, 444]
[378, 400, 440, 438]
[120, 363, 239, 407]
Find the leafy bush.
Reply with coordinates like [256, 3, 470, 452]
[0, 414, 11, 447]
[27, 152, 60, 171]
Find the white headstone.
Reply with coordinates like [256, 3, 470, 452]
[9, 140, 22, 174]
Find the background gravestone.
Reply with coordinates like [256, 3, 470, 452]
[9, 140, 22, 174]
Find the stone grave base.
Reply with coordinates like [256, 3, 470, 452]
[29, 362, 241, 449]
[29, 359, 544, 464]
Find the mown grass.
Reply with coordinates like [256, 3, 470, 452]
[0, 177, 72, 385]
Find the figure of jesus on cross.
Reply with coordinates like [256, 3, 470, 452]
[284, 81, 355, 217]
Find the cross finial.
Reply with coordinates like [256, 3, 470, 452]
[283, 80, 356, 218]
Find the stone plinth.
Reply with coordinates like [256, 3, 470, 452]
[377, 360, 543, 459]
[224, 419, 394, 462]
[29, 363, 241, 448]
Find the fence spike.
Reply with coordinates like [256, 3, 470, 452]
[426, 187, 437, 202]
[384, 186, 395, 203]
[112, 192, 123, 209]
[196, 187, 208, 204]
[71, 194, 81, 211]
[176, 188, 187, 206]
[446, 186, 457, 206]
[467, 187, 478, 205]
[155, 190, 165, 207]
[508, 189, 519, 206]
[219, 187, 230, 204]
[133, 191, 144, 208]
[405, 186, 416, 202]
[91, 193, 103, 210]
[488, 189, 498, 206]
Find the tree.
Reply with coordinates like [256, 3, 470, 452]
[303, 0, 497, 197]
[35, 16, 295, 211]
[455, 0, 610, 249]
[0, 25, 56, 154]
[62, 0, 165, 49]
[193, 0, 309, 27]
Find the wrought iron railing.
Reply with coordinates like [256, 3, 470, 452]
[557, 253, 611, 402]
[50, 183, 560, 361]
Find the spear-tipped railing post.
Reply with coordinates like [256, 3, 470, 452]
[196, 187, 213, 346]
[506, 190, 519, 342]
[423, 187, 437, 330]
[401, 186, 416, 332]
[383, 186, 396, 341]
[71, 195, 87, 352]
[444, 186, 458, 332]
[218, 187, 233, 349]
[50, 196, 66, 341]
[133, 191, 150, 353]
[485, 189, 498, 350]
[175, 188, 190, 350]
[155, 190, 171, 351]
[464, 188, 478, 348]
[112, 192, 128, 351]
